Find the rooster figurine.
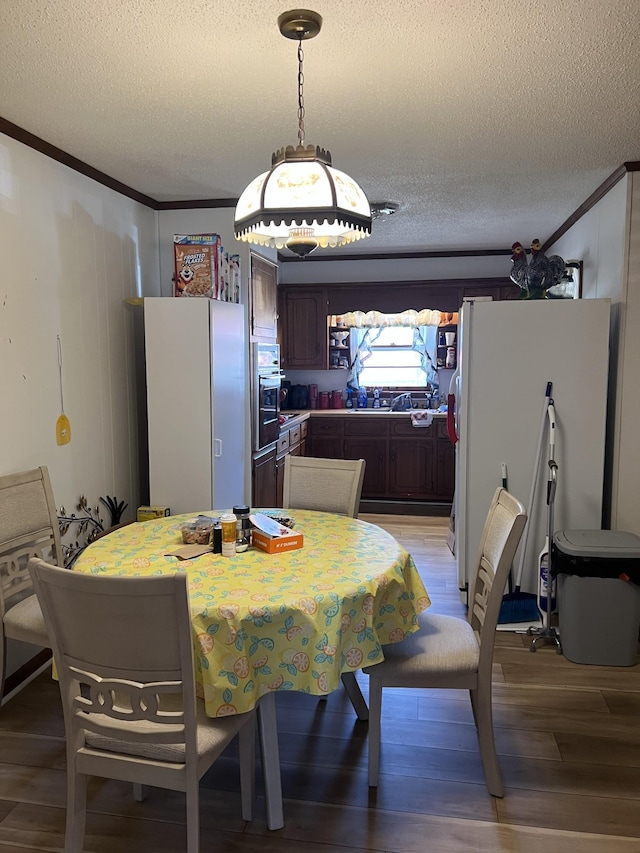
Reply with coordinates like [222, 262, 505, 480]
[510, 239, 567, 299]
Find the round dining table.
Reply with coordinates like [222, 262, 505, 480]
[74, 509, 431, 718]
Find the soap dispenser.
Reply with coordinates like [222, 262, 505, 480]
[345, 388, 354, 408]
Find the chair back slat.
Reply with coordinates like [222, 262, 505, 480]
[28, 558, 197, 756]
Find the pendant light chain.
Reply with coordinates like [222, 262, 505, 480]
[234, 10, 371, 256]
[297, 38, 305, 147]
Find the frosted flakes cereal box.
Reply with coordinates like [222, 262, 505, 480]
[174, 234, 221, 298]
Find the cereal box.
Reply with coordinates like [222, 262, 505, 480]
[174, 234, 221, 299]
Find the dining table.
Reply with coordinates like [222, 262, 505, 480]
[73, 509, 430, 828]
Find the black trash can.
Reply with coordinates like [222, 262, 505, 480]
[553, 530, 640, 666]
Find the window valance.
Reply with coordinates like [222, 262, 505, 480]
[339, 310, 458, 329]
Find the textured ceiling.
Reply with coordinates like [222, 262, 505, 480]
[1, 0, 639, 255]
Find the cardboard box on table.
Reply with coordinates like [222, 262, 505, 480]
[137, 505, 170, 522]
[250, 513, 303, 554]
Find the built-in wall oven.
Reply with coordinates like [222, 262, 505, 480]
[253, 342, 283, 451]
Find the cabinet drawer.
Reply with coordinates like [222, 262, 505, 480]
[310, 417, 344, 437]
[289, 424, 302, 447]
[344, 418, 388, 437]
[390, 420, 434, 437]
[301, 420, 308, 439]
[276, 433, 290, 456]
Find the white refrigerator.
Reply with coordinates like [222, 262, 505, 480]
[450, 297, 610, 602]
[144, 297, 247, 515]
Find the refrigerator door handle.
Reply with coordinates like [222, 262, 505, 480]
[447, 367, 460, 444]
[447, 396, 458, 444]
[214, 438, 223, 458]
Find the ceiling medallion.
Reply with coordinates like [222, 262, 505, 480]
[234, 9, 372, 258]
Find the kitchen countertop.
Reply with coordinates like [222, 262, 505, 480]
[280, 409, 447, 428]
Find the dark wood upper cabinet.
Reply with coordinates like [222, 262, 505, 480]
[250, 254, 278, 340]
[279, 287, 328, 369]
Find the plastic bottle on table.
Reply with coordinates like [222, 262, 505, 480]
[220, 512, 237, 557]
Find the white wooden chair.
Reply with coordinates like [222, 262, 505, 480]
[28, 558, 283, 852]
[363, 487, 527, 797]
[0, 466, 62, 702]
[282, 456, 366, 518]
[283, 455, 368, 718]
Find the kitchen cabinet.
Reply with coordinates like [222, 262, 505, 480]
[308, 416, 344, 459]
[273, 418, 308, 506]
[388, 420, 436, 498]
[279, 286, 328, 369]
[253, 446, 277, 508]
[435, 420, 455, 500]
[250, 254, 278, 339]
[308, 415, 454, 503]
[343, 419, 386, 496]
[299, 419, 308, 457]
[279, 280, 519, 367]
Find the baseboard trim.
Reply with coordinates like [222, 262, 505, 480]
[359, 500, 452, 517]
[2, 649, 52, 704]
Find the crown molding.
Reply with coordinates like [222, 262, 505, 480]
[2, 115, 638, 258]
[0, 116, 158, 208]
[542, 162, 640, 250]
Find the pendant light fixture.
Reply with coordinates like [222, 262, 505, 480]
[234, 9, 372, 258]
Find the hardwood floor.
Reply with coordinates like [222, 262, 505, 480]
[1, 513, 639, 851]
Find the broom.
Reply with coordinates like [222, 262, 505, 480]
[498, 382, 552, 624]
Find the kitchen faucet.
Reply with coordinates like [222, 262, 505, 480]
[390, 392, 413, 412]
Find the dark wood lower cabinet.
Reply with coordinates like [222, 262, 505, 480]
[388, 439, 435, 497]
[435, 420, 456, 499]
[308, 415, 454, 503]
[252, 417, 453, 508]
[252, 447, 277, 508]
[253, 419, 309, 508]
[344, 437, 387, 497]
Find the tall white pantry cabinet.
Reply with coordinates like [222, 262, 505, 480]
[143, 297, 248, 515]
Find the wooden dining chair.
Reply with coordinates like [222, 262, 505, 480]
[28, 558, 282, 853]
[0, 466, 63, 702]
[282, 456, 366, 518]
[363, 487, 527, 797]
[283, 455, 369, 719]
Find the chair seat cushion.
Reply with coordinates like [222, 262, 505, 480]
[363, 612, 479, 684]
[84, 699, 251, 765]
[3, 594, 49, 646]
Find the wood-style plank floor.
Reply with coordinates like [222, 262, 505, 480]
[1, 513, 639, 852]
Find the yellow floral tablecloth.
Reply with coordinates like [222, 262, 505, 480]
[74, 510, 430, 717]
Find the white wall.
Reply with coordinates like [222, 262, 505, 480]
[0, 132, 159, 680]
[548, 173, 637, 532]
[0, 131, 159, 519]
[611, 174, 640, 532]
